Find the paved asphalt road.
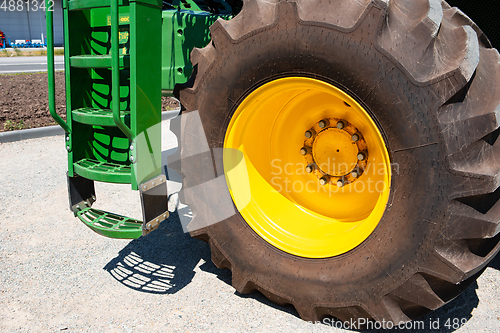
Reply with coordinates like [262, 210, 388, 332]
[1, 121, 500, 332]
[0, 56, 65, 74]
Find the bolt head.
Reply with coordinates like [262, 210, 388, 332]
[357, 153, 365, 161]
[336, 121, 345, 129]
[300, 147, 308, 156]
[319, 177, 329, 185]
[337, 180, 344, 187]
[351, 171, 359, 178]
[305, 130, 313, 138]
[352, 134, 359, 142]
[130, 155, 135, 162]
[66, 145, 71, 151]
[305, 165, 314, 173]
[318, 120, 327, 128]
[65, 136, 70, 142]
[129, 145, 134, 151]
[147, 223, 151, 229]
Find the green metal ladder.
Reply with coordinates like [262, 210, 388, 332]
[47, 0, 168, 238]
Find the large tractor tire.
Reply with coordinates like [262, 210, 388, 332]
[176, 0, 500, 323]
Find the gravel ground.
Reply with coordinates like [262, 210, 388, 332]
[1, 121, 500, 332]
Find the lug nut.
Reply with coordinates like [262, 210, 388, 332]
[305, 130, 315, 138]
[336, 121, 345, 129]
[351, 171, 359, 178]
[300, 147, 310, 156]
[319, 176, 329, 186]
[352, 133, 360, 142]
[357, 152, 366, 161]
[337, 179, 344, 187]
[305, 164, 315, 173]
[318, 119, 329, 128]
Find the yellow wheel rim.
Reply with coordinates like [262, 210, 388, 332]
[224, 77, 391, 258]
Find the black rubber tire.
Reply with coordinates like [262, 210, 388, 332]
[176, 0, 500, 323]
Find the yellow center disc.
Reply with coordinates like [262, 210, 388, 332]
[313, 128, 358, 176]
[223, 77, 391, 258]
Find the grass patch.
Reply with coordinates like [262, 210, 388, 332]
[3, 119, 26, 131]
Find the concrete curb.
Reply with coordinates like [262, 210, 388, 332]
[0, 108, 181, 144]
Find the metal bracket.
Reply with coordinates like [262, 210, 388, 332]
[67, 173, 96, 215]
[140, 174, 169, 236]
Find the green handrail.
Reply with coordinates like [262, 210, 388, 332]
[111, 0, 133, 140]
[46, 0, 71, 133]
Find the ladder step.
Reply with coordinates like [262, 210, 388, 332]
[74, 158, 131, 184]
[76, 207, 142, 239]
[72, 108, 130, 127]
[70, 55, 130, 68]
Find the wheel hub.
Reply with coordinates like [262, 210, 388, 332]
[224, 77, 391, 258]
[302, 118, 368, 186]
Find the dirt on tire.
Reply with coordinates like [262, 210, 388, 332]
[0, 72, 179, 132]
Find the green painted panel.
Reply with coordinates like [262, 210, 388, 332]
[161, 9, 229, 91]
[130, 1, 162, 188]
